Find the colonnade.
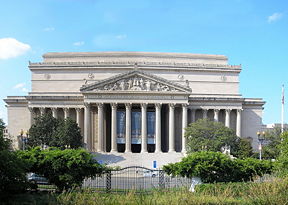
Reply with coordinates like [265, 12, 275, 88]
[28, 105, 242, 153]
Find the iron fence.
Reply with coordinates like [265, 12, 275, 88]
[82, 166, 191, 192]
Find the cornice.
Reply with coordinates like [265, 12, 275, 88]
[42, 51, 228, 60]
[29, 62, 241, 72]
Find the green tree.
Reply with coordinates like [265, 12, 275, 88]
[262, 127, 285, 159]
[185, 119, 253, 158]
[0, 119, 10, 150]
[27, 114, 83, 149]
[52, 118, 83, 149]
[0, 121, 29, 194]
[234, 138, 254, 159]
[276, 131, 288, 176]
[18, 147, 106, 191]
[28, 113, 59, 148]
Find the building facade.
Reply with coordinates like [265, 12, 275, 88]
[4, 52, 264, 167]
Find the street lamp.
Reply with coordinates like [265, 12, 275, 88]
[257, 131, 265, 160]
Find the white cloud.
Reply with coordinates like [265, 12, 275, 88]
[43, 27, 55, 32]
[115, 34, 127, 40]
[0, 38, 31, 60]
[21, 87, 28, 92]
[13, 82, 28, 93]
[73, 41, 85, 46]
[268, 12, 283, 23]
[13, 83, 25, 89]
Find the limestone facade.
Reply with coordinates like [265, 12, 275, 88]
[4, 52, 264, 166]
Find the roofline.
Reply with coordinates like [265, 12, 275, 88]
[43, 51, 228, 60]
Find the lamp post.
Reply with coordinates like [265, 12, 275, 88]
[257, 131, 265, 160]
[19, 129, 24, 150]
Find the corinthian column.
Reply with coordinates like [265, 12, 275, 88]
[125, 103, 132, 153]
[141, 103, 148, 153]
[202, 109, 208, 119]
[169, 103, 175, 152]
[64, 108, 69, 119]
[97, 103, 104, 152]
[182, 104, 188, 153]
[84, 103, 91, 150]
[39, 107, 45, 116]
[214, 109, 219, 122]
[75, 108, 82, 126]
[225, 109, 231, 128]
[28, 107, 34, 127]
[111, 103, 117, 152]
[236, 109, 242, 137]
[190, 108, 195, 123]
[52, 108, 58, 118]
[155, 103, 162, 153]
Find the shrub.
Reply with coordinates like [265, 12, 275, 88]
[17, 147, 106, 191]
[163, 151, 273, 183]
[0, 150, 29, 194]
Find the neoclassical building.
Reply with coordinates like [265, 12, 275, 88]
[4, 52, 264, 167]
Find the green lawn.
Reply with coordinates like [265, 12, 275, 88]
[1, 178, 288, 205]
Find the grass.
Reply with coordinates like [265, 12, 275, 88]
[1, 177, 288, 205]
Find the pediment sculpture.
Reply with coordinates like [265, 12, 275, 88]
[98, 77, 177, 92]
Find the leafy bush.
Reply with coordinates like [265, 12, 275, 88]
[163, 151, 273, 183]
[17, 147, 106, 191]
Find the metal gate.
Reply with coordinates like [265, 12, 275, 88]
[83, 166, 191, 192]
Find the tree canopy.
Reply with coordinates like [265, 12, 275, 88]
[0, 119, 29, 194]
[262, 126, 286, 159]
[185, 119, 253, 158]
[27, 113, 83, 149]
[276, 131, 288, 176]
[17, 147, 106, 191]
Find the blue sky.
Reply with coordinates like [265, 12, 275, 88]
[0, 0, 287, 125]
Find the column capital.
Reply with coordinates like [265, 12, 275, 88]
[28, 107, 34, 113]
[110, 103, 117, 109]
[182, 103, 188, 108]
[155, 103, 162, 109]
[96, 103, 104, 109]
[237, 108, 243, 113]
[214, 109, 220, 113]
[225, 109, 232, 113]
[125, 103, 132, 109]
[63, 107, 69, 111]
[141, 103, 148, 109]
[75, 107, 82, 113]
[39, 107, 45, 115]
[84, 102, 90, 108]
[169, 103, 176, 109]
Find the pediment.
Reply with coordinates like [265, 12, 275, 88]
[80, 70, 191, 93]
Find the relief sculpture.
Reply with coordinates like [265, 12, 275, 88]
[100, 76, 178, 92]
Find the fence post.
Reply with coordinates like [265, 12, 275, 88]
[159, 170, 165, 189]
[106, 171, 112, 193]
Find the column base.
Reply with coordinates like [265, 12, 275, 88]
[154, 151, 162, 154]
[110, 150, 118, 154]
[168, 150, 176, 153]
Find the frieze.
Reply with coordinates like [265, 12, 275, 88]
[95, 76, 178, 92]
[85, 95, 188, 100]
